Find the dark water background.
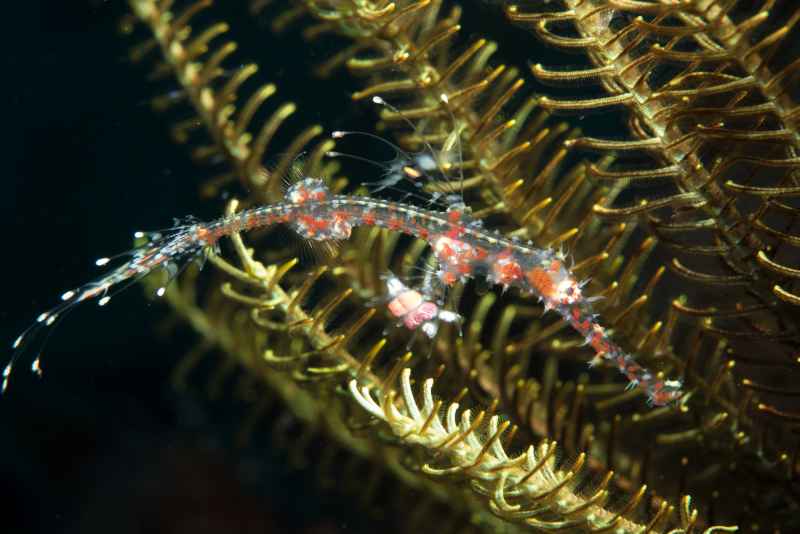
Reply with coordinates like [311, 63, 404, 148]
[0, 2, 627, 533]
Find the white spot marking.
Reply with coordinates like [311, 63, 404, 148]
[2, 363, 11, 394]
[438, 310, 460, 323]
[422, 322, 438, 338]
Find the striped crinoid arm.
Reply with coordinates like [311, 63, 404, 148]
[350, 366, 737, 533]
[125, 0, 338, 201]
[507, 0, 800, 470]
[506, 0, 800, 315]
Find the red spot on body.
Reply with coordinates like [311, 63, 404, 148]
[590, 334, 608, 354]
[442, 272, 458, 285]
[446, 225, 465, 239]
[434, 239, 455, 260]
[331, 211, 353, 239]
[388, 217, 404, 231]
[432, 236, 483, 285]
[527, 267, 555, 298]
[493, 255, 522, 285]
[196, 227, 212, 243]
[297, 215, 330, 237]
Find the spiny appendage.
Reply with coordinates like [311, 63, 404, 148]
[3, 220, 213, 394]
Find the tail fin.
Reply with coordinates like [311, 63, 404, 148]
[4, 219, 209, 394]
